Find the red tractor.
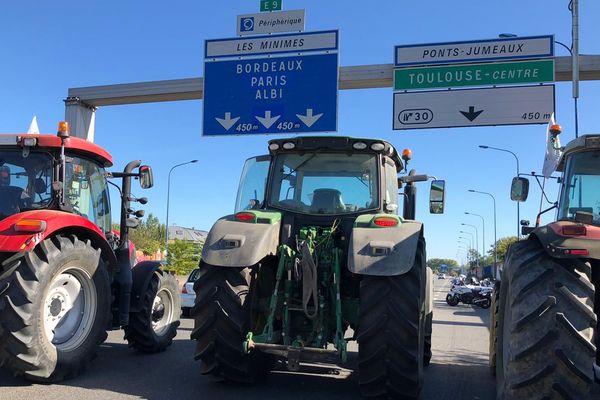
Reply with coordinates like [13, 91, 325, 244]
[0, 122, 180, 382]
[491, 132, 600, 399]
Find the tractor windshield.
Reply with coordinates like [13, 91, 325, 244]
[268, 152, 379, 215]
[558, 150, 600, 225]
[0, 150, 53, 219]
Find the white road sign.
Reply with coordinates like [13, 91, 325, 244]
[395, 35, 554, 67]
[237, 10, 305, 36]
[205, 30, 337, 59]
[393, 85, 555, 130]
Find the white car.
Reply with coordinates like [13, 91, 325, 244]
[181, 268, 200, 316]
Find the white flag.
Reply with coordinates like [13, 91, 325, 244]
[542, 114, 561, 178]
[27, 116, 40, 135]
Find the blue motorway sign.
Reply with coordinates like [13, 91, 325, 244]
[203, 31, 339, 136]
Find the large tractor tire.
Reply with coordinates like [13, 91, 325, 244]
[191, 264, 272, 383]
[424, 266, 433, 367]
[0, 235, 110, 382]
[496, 239, 596, 399]
[358, 235, 426, 399]
[488, 282, 500, 375]
[124, 271, 181, 353]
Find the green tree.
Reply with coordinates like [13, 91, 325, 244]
[426, 258, 459, 272]
[167, 239, 203, 276]
[488, 236, 518, 262]
[113, 213, 167, 256]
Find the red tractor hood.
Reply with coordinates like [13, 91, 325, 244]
[0, 210, 108, 253]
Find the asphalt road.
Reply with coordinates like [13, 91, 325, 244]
[0, 279, 556, 399]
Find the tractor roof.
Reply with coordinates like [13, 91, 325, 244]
[0, 134, 113, 167]
[267, 136, 404, 169]
[557, 134, 600, 171]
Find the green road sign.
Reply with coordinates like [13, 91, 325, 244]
[261, 0, 282, 11]
[394, 59, 554, 90]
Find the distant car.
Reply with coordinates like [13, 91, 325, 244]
[181, 268, 200, 317]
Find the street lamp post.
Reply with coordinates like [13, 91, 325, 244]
[461, 224, 479, 266]
[165, 159, 198, 261]
[465, 212, 485, 261]
[469, 190, 498, 279]
[459, 231, 475, 266]
[478, 145, 520, 238]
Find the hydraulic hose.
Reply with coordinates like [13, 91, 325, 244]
[300, 241, 318, 319]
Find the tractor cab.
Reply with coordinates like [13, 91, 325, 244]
[556, 135, 600, 226]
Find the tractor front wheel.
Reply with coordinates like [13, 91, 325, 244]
[0, 236, 110, 382]
[358, 235, 426, 399]
[124, 271, 181, 353]
[496, 239, 596, 399]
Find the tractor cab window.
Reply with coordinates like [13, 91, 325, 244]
[269, 152, 379, 215]
[558, 150, 600, 225]
[235, 155, 270, 213]
[384, 158, 399, 214]
[0, 150, 53, 219]
[65, 156, 111, 233]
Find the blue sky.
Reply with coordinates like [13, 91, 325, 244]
[1, 1, 598, 262]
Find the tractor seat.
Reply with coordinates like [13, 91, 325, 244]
[310, 189, 345, 214]
[0, 186, 25, 216]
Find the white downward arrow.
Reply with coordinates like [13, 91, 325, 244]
[255, 111, 281, 129]
[215, 112, 240, 130]
[296, 108, 323, 128]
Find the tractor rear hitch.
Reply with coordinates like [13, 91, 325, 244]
[251, 343, 341, 371]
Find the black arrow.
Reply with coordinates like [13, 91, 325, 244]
[460, 106, 484, 122]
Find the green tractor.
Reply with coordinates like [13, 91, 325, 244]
[191, 136, 445, 398]
[491, 132, 600, 399]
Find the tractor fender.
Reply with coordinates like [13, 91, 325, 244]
[0, 210, 117, 268]
[348, 218, 423, 276]
[530, 221, 600, 260]
[129, 261, 165, 313]
[202, 215, 281, 268]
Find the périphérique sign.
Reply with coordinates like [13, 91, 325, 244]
[203, 30, 338, 136]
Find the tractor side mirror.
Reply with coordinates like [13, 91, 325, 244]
[429, 180, 445, 214]
[510, 177, 529, 202]
[139, 165, 154, 189]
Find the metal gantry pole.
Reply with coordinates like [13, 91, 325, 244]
[165, 160, 198, 261]
[572, 0, 580, 138]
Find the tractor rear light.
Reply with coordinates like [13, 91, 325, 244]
[282, 142, 296, 150]
[269, 143, 280, 151]
[565, 249, 590, 256]
[14, 219, 46, 233]
[353, 141, 367, 150]
[562, 225, 587, 236]
[370, 143, 385, 151]
[22, 138, 37, 146]
[373, 217, 399, 227]
[235, 212, 256, 222]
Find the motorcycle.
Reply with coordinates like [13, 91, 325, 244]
[446, 283, 492, 308]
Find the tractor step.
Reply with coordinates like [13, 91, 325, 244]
[251, 343, 340, 371]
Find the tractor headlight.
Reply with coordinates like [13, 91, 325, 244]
[352, 141, 367, 150]
[282, 142, 296, 150]
[269, 143, 280, 151]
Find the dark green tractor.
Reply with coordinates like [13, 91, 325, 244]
[191, 136, 445, 398]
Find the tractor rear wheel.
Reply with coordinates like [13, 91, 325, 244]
[358, 235, 425, 399]
[496, 239, 595, 399]
[124, 271, 181, 353]
[191, 264, 272, 383]
[424, 310, 433, 366]
[0, 235, 110, 382]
